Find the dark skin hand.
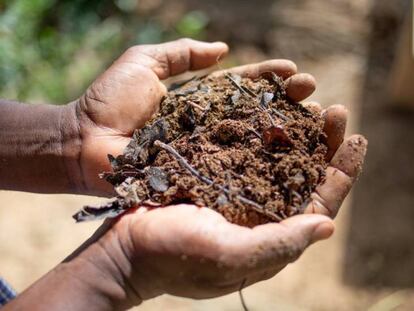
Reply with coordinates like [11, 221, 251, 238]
[75, 39, 322, 196]
[1, 39, 367, 310]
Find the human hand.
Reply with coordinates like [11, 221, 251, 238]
[103, 107, 366, 304]
[72, 38, 367, 300]
[7, 132, 365, 311]
[13, 64, 364, 310]
[73, 38, 321, 196]
[104, 204, 333, 303]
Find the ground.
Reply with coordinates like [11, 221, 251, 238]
[1, 0, 414, 310]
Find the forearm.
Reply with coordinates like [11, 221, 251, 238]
[3, 221, 140, 311]
[0, 99, 84, 193]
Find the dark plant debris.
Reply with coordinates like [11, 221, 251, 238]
[74, 73, 328, 227]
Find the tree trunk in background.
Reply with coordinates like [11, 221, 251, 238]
[344, 0, 414, 287]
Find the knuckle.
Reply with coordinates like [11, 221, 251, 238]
[156, 57, 170, 75]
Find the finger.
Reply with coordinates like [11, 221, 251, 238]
[211, 59, 297, 79]
[304, 135, 368, 218]
[222, 214, 333, 272]
[285, 73, 316, 102]
[121, 38, 229, 79]
[322, 105, 348, 161]
[302, 101, 322, 114]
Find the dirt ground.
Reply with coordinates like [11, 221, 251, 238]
[1, 0, 414, 310]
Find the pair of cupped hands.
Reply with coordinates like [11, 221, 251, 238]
[71, 39, 367, 305]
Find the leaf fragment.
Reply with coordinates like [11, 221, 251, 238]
[72, 199, 128, 222]
[147, 167, 169, 192]
[124, 118, 168, 164]
[230, 89, 241, 105]
[262, 125, 292, 146]
[260, 92, 274, 108]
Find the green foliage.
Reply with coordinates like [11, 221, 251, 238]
[176, 11, 209, 39]
[0, 0, 209, 104]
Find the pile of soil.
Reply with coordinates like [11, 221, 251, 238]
[74, 72, 328, 227]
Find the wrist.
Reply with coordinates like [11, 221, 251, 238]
[59, 101, 86, 194]
[63, 221, 143, 310]
[5, 221, 142, 311]
[0, 99, 85, 193]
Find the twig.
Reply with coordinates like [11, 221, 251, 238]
[224, 73, 257, 98]
[248, 127, 262, 139]
[154, 140, 282, 222]
[154, 141, 212, 185]
[200, 102, 211, 120]
[239, 278, 249, 311]
[265, 110, 277, 127]
[237, 196, 282, 222]
[187, 100, 206, 111]
[272, 108, 291, 121]
[258, 93, 277, 126]
[215, 56, 257, 99]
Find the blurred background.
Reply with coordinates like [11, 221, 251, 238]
[1, 0, 414, 310]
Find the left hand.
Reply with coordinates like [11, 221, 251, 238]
[72, 38, 318, 196]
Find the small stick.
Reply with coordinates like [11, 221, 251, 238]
[239, 278, 249, 311]
[280, 210, 288, 219]
[154, 140, 282, 222]
[248, 127, 262, 139]
[200, 102, 211, 120]
[225, 73, 257, 98]
[238, 196, 283, 222]
[257, 97, 277, 126]
[188, 100, 206, 111]
[272, 108, 290, 121]
[265, 110, 276, 127]
[154, 141, 212, 185]
[215, 56, 257, 99]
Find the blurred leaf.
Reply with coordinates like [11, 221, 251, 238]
[0, 0, 199, 104]
[135, 22, 163, 44]
[115, 0, 137, 13]
[175, 10, 209, 39]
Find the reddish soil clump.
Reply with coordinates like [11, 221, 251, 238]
[74, 73, 328, 227]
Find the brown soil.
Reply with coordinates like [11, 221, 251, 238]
[75, 73, 328, 227]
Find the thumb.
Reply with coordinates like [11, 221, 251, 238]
[280, 214, 335, 246]
[119, 38, 229, 79]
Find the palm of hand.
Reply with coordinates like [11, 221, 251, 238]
[76, 40, 231, 195]
[113, 204, 308, 300]
[77, 51, 167, 195]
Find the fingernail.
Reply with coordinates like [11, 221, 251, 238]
[311, 222, 334, 243]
